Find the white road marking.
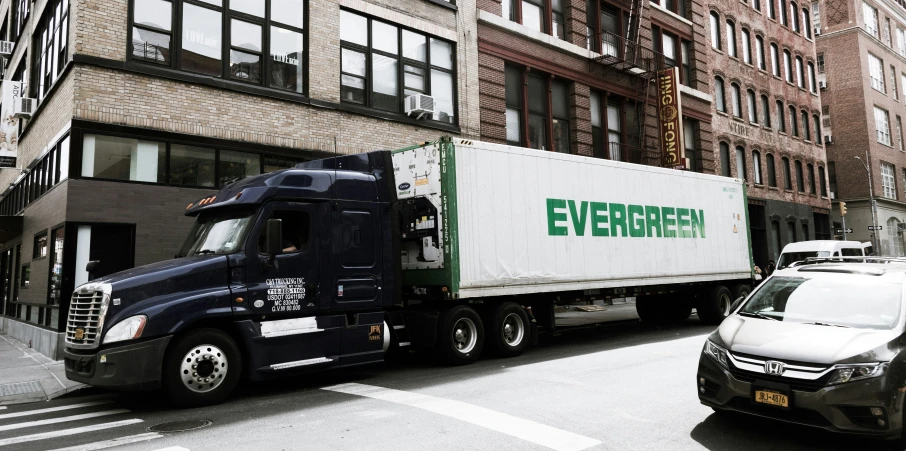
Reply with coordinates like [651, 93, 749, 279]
[0, 409, 130, 432]
[0, 407, 5, 411]
[45, 432, 163, 451]
[0, 419, 143, 447]
[151, 447, 191, 451]
[322, 383, 602, 451]
[0, 401, 114, 420]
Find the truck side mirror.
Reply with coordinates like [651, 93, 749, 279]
[266, 219, 283, 258]
[86, 260, 100, 280]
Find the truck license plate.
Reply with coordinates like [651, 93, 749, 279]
[754, 390, 788, 408]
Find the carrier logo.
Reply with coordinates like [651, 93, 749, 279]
[398, 182, 411, 191]
[764, 361, 785, 376]
[369, 325, 382, 341]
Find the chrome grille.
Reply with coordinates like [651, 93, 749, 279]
[65, 289, 107, 348]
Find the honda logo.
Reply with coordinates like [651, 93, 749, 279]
[764, 361, 785, 375]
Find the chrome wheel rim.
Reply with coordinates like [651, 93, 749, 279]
[719, 294, 732, 316]
[180, 344, 228, 393]
[452, 318, 478, 354]
[502, 313, 525, 347]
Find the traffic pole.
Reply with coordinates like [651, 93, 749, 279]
[842, 216, 848, 241]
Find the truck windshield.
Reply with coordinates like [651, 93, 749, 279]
[740, 276, 903, 330]
[178, 209, 255, 257]
[777, 251, 831, 269]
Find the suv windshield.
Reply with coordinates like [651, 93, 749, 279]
[740, 276, 903, 329]
[178, 209, 256, 257]
[777, 251, 831, 269]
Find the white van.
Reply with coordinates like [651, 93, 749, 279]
[776, 240, 873, 269]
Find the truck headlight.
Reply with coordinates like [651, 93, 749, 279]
[703, 340, 729, 369]
[827, 363, 887, 385]
[102, 315, 147, 344]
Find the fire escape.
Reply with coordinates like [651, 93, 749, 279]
[588, 0, 671, 167]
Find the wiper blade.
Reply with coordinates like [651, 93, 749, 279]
[195, 249, 217, 255]
[803, 321, 851, 328]
[738, 311, 780, 321]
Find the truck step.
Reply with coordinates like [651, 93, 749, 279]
[398, 342, 411, 347]
[393, 325, 406, 330]
[270, 357, 333, 370]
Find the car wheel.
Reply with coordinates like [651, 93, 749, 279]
[487, 302, 530, 357]
[698, 285, 733, 325]
[438, 305, 485, 365]
[162, 328, 242, 407]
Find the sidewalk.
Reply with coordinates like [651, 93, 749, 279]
[0, 333, 85, 405]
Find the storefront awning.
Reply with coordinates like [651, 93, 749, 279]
[0, 216, 22, 243]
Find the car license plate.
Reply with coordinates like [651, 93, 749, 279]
[754, 390, 789, 408]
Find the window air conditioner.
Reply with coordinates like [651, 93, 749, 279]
[405, 94, 435, 120]
[814, 27, 821, 36]
[824, 135, 833, 144]
[13, 97, 36, 119]
[898, 222, 906, 233]
[0, 41, 13, 56]
[819, 80, 827, 90]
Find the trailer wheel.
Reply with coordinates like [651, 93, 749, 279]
[438, 305, 484, 365]
[488, 302, 530, 357]
[732, 284, 751, 303]
[698, 285, 733, 325]
[162, 328, 241, 407]
[637, 295, 691, 325]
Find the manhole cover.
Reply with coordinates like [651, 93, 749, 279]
[147, 420, 212, 433]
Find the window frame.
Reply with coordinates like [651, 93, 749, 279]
[755, 35, 766, 70]
[720, 142, 731, 177]
[726, 20, 737, 58]
[32, 0, 71, 101]
[731, 82, 742, 118]
[767, 153, 777, 187]
[715, 76, 726, 113]
[782, 156, 793, 190]
[710, 11, 722, 50]
[504, 65, 572, 154]
[33, 231, 48, 260]
[795, 159, 805, 192]
[753, 150, 763, 185]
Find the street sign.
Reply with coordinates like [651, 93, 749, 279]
[869, 226, 883, 231]
[835, 228, 854, 234]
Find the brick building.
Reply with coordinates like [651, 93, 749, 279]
[817, 0, 906, 256]
[707, 0, 831, 270]
[0, 0, 480, 358]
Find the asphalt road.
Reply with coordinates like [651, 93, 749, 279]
[0, 315, 892, 451]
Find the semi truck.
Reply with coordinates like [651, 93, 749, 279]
[63, 137, 753, 406]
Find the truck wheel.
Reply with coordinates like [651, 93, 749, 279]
[732, 284, 751, 302]
[438, 305, 484, 365]
[698, 285, 733, 325]
[636, 295, 665, 324]
[162, 328, 241, 407]
[488, 302, 530, 357]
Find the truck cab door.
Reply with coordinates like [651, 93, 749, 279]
[325, 203, 383, 311]
[245, 202, 320, 317]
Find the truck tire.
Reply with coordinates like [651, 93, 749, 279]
[636, 295, 665, 324]
[732, 284, 751, 303]
[438, 305, 484, 365]
[487, 302, 530, 358]
[162, 328, 242, 407]
[698, 285, 733, 325]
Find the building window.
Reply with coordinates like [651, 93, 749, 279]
[551, 80, 570, 154]
[898, 115, 904, 152]
[505, 0, 566, 39]
[803, 8, 811, 38]
[14, 0, 29, 41]
[684, 118, 700, 171]
[726, 20, 737, 58]
[505, 66, 522, 146]
[741, 29, 751, 64]
[801, 110, 810, 140]
[813, 114, 822, 144]
[876, 106, 892, 145]
[783, 49, 793, 82]
[807, 62, 816, 93]
[715, 76, 726, 112]
[772, 221, 781, 259]
[710, 12, 721, 50]
[591, 91, 624, 160]
[795, 160, 805, 192]
[795, 56, 804, 88]
[777, 100, 786, 132]
[755, 36, 765, 70]
[20, 264, 29, 288]
[789, 105, 798, 136]
[882, 162, 897, 199]
[731, 83, 742, 118]
[654, 0, 687, 16]
[761, 95, 771, 127]
[807, 163, 816, 194]
[898, 27, 906, 57]
[817, 53, 825, 72]
[33, 232, 48, 259]
[82, 135, 166, 182]
[33, 0, 71, 101]
[864, 2, 879, 38]
[819, 165, 827, 196]
[802, 223, 809, 241]
[783, 157, 793, 190]
[886, 17, 893, 46]
[0, 134, 70, 216]
[754, 0, 761, 12]
[504, 66, 570, 153]
[770, 43, 780, 77]
[340, 11, 455, 122]
[888, 218, 905, 256]
[552, 0, 566, 39]
[753, 150, 763, 184]
[606, 100, 622, 160]
[902, 73, 906, 101]
[868, 53, 885, 92]
[736, 146, 747, 180]
[170, 144, 216, 187]
[892, 65, 899, 99]
[828, 161, 838, 196]
[787, 221, 796, 243]
[720, 142, 731, 177]
[47, 227, 64, 305]
[769, 0, 776, 19]
[767, 153, 777, 187]
[780, 0, 788, 25]
[791, 1, 800, 32]
[747, 89, 757, 123]
[653, 28, 693, 86]
[131, 0, 307, 95]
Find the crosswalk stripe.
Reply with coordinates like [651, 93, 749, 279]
[152, 447, 191, 451]
[0, 407, 6, 411]
[0, 401, 114, 420]
[45, 432, 163, 451]
[0, 409, 130, 432]
[0, 418, 143, 447]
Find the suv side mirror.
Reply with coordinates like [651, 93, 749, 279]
[266, 219, 283, 258]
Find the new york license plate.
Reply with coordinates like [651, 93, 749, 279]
[754, 390, 789, 408]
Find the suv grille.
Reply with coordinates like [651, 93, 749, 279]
[727, 362, 834, 392]
[65, 291, 105, 348]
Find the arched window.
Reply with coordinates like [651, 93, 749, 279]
[801, 110, 810, 140]
[818, 165, 827, 196]
[755, 35, 765, 70]
[795, 56, 804, 88]
[753, 150, 763, 184]
[807, 163, 816, 194]
[813, 114, 821, 143]
[795, 160, 805, 192]
[889, 217, 905, 256]
[767, 153, 777, 187]
[736, 146, 747, 180]
[802, 8, 811, 38]
[791, 1, 800, 32]
[747, 89, 757, 122]
[789, 105, 799, 136]
[770, 43, 780, 77]
[710, 12, 722, 50]
[787, 221, 796, 243]
[742, 29, 752, 64]
[761, 95, 771, 127]
[783, 49, 793, 82]
[782, 157, 792, 189]
[769, 0, 776, 19]
[780, 0, 788, 26]
[777, 100, 786, 132]
[807, 62, 816, 93]
[715, 77, 726, 112]
[720, 142, 731, 177]
[726, 20, 737, 57]
[772, 220, 781, 258]
[731, 83, 742, 118]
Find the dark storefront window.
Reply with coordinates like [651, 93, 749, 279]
[814, 213, 831, 240]
[48, 227, 64, 306]
[169, 144, 216, 187]
[220, 150, 261, 186]
[0, 136, 69, 216]
[33, 232, 48, 259]
[20, 263, 29, 288]
[82, 135, 166, 183]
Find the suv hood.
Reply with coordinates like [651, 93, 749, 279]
[717, 315, 901, 364]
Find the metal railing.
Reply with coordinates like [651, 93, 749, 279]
[588, 31, 672, 75]
[132, 40, 168, 63]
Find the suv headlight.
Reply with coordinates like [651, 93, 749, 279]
[102, 315, 147, 344]
[703, 340, 729, 368]
[827, 363, 887, 385]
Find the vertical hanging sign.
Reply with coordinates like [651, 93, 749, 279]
[657, 67, 686, 168]
[0, 81, 23, 169]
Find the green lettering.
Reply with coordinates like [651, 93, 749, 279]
[628, 205, 645, 237]
[677, 208, 691, 238]
[568, 200, 589, 236]
[609, 203, 628, 237]
[691, 209, 706, 238]
[662, 207, 677, 238]
[590, 202, 610, 237]
[547, 198, 568, 236]
[645, 206, 662, 237]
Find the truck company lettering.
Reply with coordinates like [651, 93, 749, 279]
[546, 198, 706, 238]
[265, 278, 306, 312]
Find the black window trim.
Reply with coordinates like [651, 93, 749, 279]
[32, 230, 48, 260]
[31, 0, 71, 100]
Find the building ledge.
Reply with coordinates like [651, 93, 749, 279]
[478, 10, 598, 61]
[648, 3, 694, 27]
[680, 85, 712, 103]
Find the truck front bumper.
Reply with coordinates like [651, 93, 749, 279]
[64, 336, 172, 391]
